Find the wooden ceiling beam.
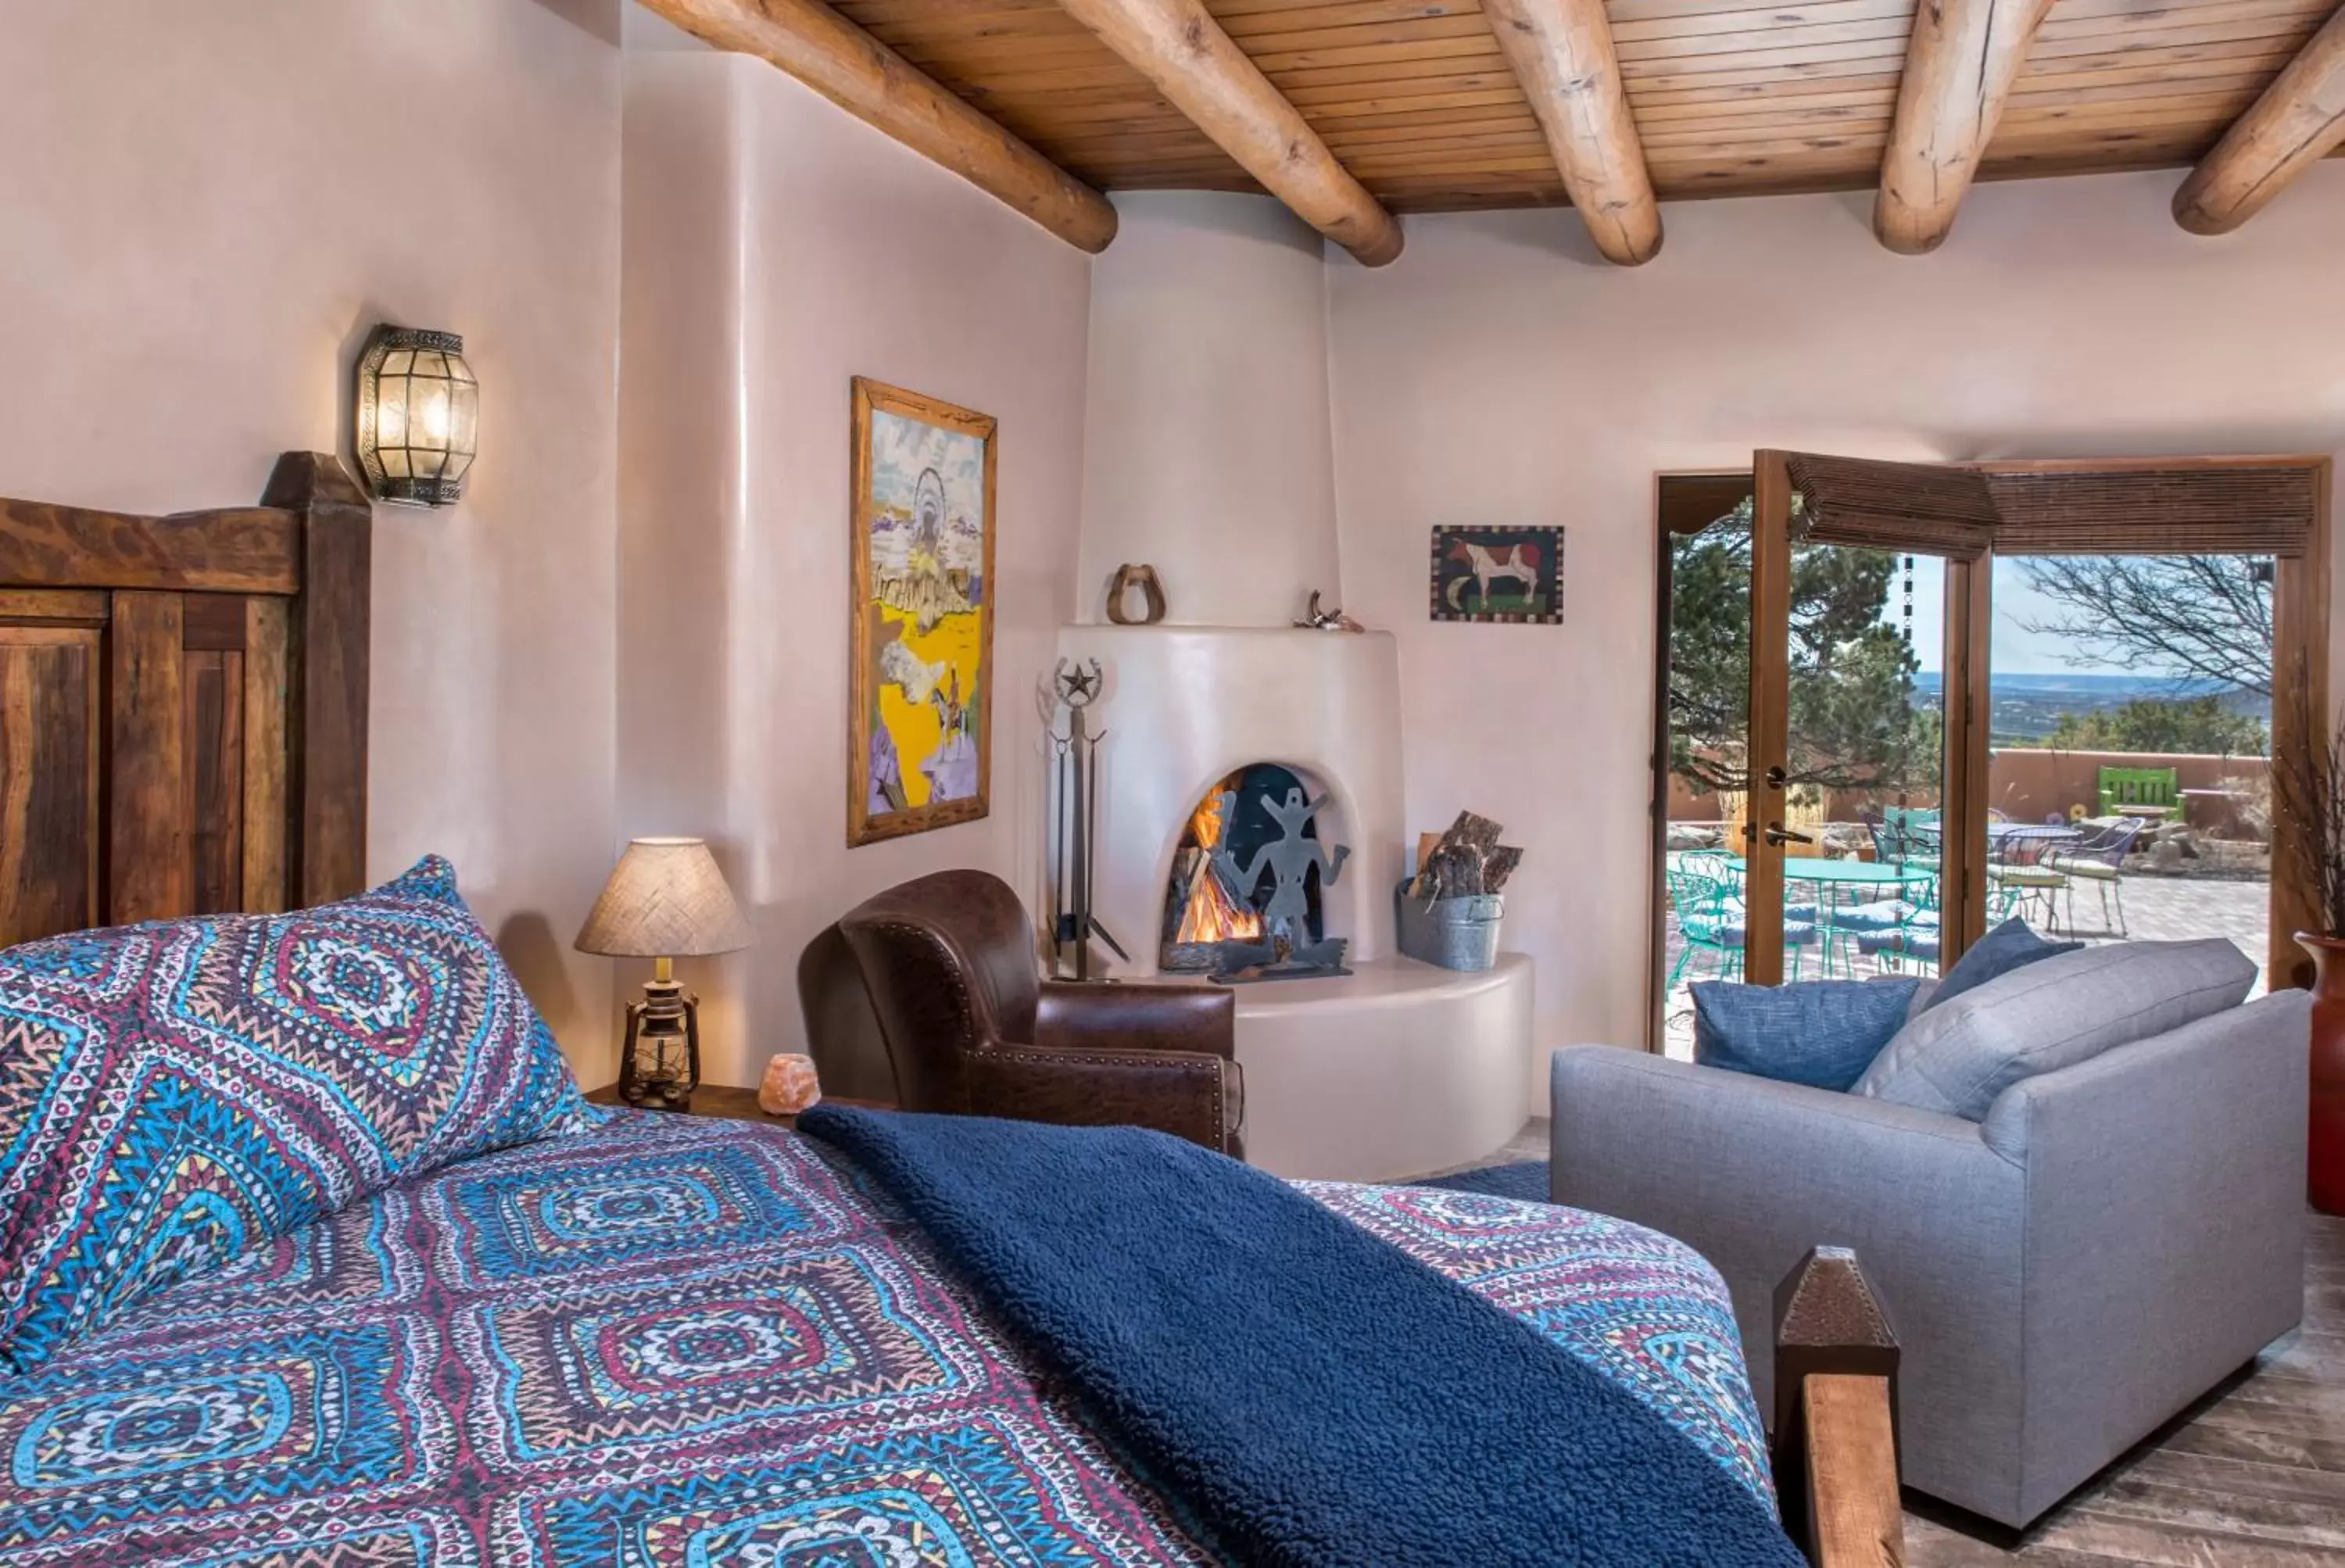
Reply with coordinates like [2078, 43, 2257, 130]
[2173, 5, 2345, 233]
[1051, 0, 1405, 265]
[1874, 0, 2057, 252]
[1480, 0, 1665, 263]
[636, 0, 1118, 252]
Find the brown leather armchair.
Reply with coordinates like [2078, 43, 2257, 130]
[835, 869, 1244, 1156]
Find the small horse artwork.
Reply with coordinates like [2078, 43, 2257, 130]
[1430, 526, 1564, 623]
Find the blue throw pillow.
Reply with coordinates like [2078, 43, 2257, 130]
[1917, 916, 2082, 1015]
[0, 856, 592, 1372]
[1692, 977, 1921, 1091]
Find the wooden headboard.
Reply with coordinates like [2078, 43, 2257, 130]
[0, 453, 371, 944]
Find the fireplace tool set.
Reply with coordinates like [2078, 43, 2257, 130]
[1045, 657, 1127, 980]
[1045, 657, 1358, 985]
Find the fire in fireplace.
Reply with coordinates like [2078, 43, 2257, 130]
[1162, 763, 1341, 976]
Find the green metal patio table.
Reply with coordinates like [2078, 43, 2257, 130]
[1721, 857, 1937, 975]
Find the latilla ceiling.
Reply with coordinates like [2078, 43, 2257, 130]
[836, 0, 2338, 209]
[643, 0, 2345, 265]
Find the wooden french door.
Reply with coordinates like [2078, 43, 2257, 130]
[1738, 450, 1992, 986]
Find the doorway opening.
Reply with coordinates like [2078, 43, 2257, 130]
[1652, 478, 1946, 1057]
[1980, 553, 2274, 991]
[1650, 456, 2328, 1054]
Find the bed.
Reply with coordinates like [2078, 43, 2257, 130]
[0, 456, 1898, 1566]
[1, 1109, 1777, 1565]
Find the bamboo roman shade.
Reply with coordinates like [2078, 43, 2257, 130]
[1781, 453, 2320, 560]
[1783, 453, 2000, 560]
[1982, 465, 2318, 557]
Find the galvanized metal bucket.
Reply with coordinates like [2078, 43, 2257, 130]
[1394, 880, 1505, 972]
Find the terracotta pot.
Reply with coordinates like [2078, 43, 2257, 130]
[2293, 932, 2345, 1215]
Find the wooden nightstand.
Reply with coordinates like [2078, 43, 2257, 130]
[585, 1083, 891, 1129]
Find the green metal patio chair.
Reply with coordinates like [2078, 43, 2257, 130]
[1665, 853, 1818, 988]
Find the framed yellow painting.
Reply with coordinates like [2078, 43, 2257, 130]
[847, 378, 998, 847]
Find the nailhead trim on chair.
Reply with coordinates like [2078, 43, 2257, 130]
[989, 1047, 1224, 1146]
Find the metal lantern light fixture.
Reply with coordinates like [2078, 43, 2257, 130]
[353, 324, 478, 507]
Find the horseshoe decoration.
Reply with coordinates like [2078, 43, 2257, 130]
[1105, 563, 1168, 625]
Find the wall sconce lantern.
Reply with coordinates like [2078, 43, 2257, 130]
[353, 324, 478, 507]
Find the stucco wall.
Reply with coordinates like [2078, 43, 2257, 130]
[13, 2, 2342, 1102]
[618, 34, 1093, 1088]
[1326, 165, 2345, 1067]
[0, 0, 624, 1067]
[1078, 193, 1341, 628]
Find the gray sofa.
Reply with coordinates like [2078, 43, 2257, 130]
[1549, 987, 2308, 1528]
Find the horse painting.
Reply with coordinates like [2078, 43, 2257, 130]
[1430, 526, 1564, 623]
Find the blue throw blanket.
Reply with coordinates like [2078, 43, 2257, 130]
[798, 1106, 1803, 1567]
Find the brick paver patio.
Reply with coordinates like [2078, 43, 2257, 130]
[1661, 872, 2269, 1060]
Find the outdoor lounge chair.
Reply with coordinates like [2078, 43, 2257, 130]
[2045, 818, 2147, 936]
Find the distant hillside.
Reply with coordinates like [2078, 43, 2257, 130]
[1911, 672, 2269, 746]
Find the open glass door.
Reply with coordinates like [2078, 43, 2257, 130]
[1670, 452, 2329, 1029]
[1740, 452, 1994, 985]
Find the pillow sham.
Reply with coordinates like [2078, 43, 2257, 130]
[1691, 976, 1921, 1092]
[1853, 937, 2255, 1121]
[0, 856, 589, 1372]
[1916, 915, 2080, 1015]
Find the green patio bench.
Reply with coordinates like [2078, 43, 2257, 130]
[2096, 765, 2178, 818]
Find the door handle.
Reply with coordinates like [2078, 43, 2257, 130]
[1763, 821, 1815, 847]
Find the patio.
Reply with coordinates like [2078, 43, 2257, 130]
[1659, 870, 2269, 1060]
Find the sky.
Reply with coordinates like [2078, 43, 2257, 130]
[1899, 556, 2114, 676]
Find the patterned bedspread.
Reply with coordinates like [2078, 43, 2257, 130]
[0, 1112, 1769, 1566]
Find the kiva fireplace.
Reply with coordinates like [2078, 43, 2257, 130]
[1049, 623, 1532, 1183]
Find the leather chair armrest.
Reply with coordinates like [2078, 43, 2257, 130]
[1035, 979, 1237, 1061]
[968, 1040, 1243, 1155]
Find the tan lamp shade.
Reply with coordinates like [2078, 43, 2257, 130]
[575, 837, 754, 958]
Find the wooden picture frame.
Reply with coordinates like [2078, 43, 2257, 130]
[847, 377, 998, 847]
[1430, 526, 1565, 623]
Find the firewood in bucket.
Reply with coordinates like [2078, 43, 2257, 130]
[1408, 811, 1524, 900]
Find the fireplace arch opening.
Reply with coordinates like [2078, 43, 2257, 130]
[1161, 762, 1349, 980]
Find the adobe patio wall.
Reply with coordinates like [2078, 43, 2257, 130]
[1669, 750, 2268, 834]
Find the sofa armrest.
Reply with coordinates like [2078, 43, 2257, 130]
[1036, 979, 1237, 1061]
[1977, 990, 2309, 1521]
[969, 1040, 1242, 1155]
[1549, 1044, 2024, 1419]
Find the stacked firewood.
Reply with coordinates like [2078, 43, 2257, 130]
[1406, 811, 1523, 901]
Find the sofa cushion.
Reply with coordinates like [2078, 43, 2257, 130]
[1905, 977, 1941, 1020]
[1917, 916, 2081, 1015]
[1691, 976, 1921, 1091]
[1853, 938, 2257, 1121]
[0, 856, 592, 1372]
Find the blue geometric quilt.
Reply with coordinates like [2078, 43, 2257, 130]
[0, 1111, 1772, 1565]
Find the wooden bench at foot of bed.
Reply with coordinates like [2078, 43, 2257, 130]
[1774, 1247, 1904, 1566]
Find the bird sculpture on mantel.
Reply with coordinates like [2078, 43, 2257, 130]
[1294, 591, 1364, 632]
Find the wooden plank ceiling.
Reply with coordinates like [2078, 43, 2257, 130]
[829, 0, 2342, 213]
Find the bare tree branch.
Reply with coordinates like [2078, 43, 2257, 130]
[2015, 556, 2273, 698]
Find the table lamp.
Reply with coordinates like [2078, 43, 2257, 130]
[575, 837, 754, 1108]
